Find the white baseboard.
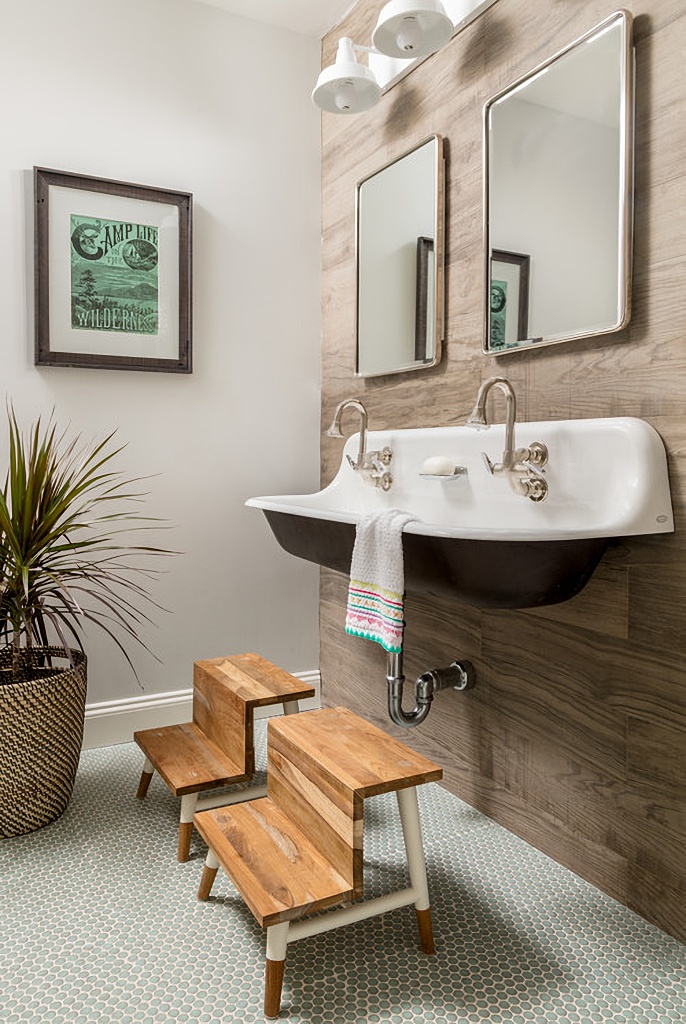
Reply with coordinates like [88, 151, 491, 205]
[82, 669, 321, 750]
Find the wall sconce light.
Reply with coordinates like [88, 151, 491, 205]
[372, 0, 454, 58]
[312, 37, 382, 114]
[312, 0, 454, 115]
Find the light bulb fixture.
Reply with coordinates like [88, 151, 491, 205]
[372, 0, 454, 60]
[312, 37, 383, 115]
[312, 2, 455, 115]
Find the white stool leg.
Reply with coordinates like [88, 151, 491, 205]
[264, 921, 290, 1019]
[396, 786, 436, 954]
[197, 848, 221, 901]
[136, 757, 154, 799]
[178, 793, 198, 862]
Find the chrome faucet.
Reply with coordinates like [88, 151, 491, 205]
[467, 376, 519, 470]
[326, 399, 392, 490]
[466, 376, 549, 501]
[326, 399, 368, 470]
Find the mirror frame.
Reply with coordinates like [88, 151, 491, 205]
[355, 134, 445, 378]
[483, 10, 634, 354]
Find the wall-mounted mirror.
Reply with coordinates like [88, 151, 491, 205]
[356, 135, 444, 377]
[484, 11, 633, 353]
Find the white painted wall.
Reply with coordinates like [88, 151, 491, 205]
[0, 0, 322, 702]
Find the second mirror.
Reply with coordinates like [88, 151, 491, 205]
[356, 135, 445, 377]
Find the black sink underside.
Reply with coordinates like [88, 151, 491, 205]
[263, 510, 608, 609]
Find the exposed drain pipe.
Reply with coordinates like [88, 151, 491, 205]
[386, 651, 475, 729]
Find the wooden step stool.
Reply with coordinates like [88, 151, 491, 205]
[194, 705, 442, 1019]
[134, 653, 315, 862]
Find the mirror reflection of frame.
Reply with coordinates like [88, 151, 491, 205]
[356, 135, 444, 378]
[490, 250, 530, 351]
[484, 10, 634, 354]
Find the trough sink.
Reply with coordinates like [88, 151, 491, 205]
[247, 418, 674, 608]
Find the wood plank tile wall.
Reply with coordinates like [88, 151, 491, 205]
[319, 0, 686, 942]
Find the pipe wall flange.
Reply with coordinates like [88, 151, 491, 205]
[449, 660, 475, 691]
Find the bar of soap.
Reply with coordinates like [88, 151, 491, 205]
[421, 456, 455, 476]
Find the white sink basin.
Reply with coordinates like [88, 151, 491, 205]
[247, 417, 673, 608]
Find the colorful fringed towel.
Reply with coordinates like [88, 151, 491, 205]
[345, 510, 416, 654]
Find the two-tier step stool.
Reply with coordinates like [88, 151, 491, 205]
[133, 653, 315, 861]
[194, 705, 443, 1018]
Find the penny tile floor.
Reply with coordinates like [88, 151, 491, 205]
[1, 730, 684, 1023]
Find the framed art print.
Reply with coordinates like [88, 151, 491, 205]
[34, 167, 192, 372]
[489, 250, 530, 351]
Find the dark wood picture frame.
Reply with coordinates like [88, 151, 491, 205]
[34, 167, 192, 373]
[489, 249, 530, 351]
[414, 235, 434, 361]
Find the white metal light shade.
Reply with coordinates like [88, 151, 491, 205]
[312, 37, 382, 114]
[372, 0, 454, 59]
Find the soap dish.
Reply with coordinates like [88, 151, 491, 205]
[419, 466, 468, 481]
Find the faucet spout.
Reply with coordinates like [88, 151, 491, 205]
[326, 399, 393, 488]
[326, 399, 368, 470]
[466, 376, 517, 470]
[466, 376, 549, 501]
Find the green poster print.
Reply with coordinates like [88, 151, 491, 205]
[70, 216, 159, 335]
[490, 279, 508, 350]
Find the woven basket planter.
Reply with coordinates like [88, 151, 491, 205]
[0, 647, 87, 839]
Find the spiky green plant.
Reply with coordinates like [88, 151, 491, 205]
[0, 407, 173, 684]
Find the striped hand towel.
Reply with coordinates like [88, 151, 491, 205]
[345, 510, 415, 654]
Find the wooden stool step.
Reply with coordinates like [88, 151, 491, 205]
[133, 723, 246, 797]
[134, 653, 315, 862]
[269, 704, 443, 798]
[195, 706, 442, 1018]
[195, 798, 352, 926]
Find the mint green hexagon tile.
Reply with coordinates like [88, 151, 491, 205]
[1, 729, 684, 1023]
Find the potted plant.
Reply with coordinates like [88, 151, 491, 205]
[0, 407, 171, 838]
